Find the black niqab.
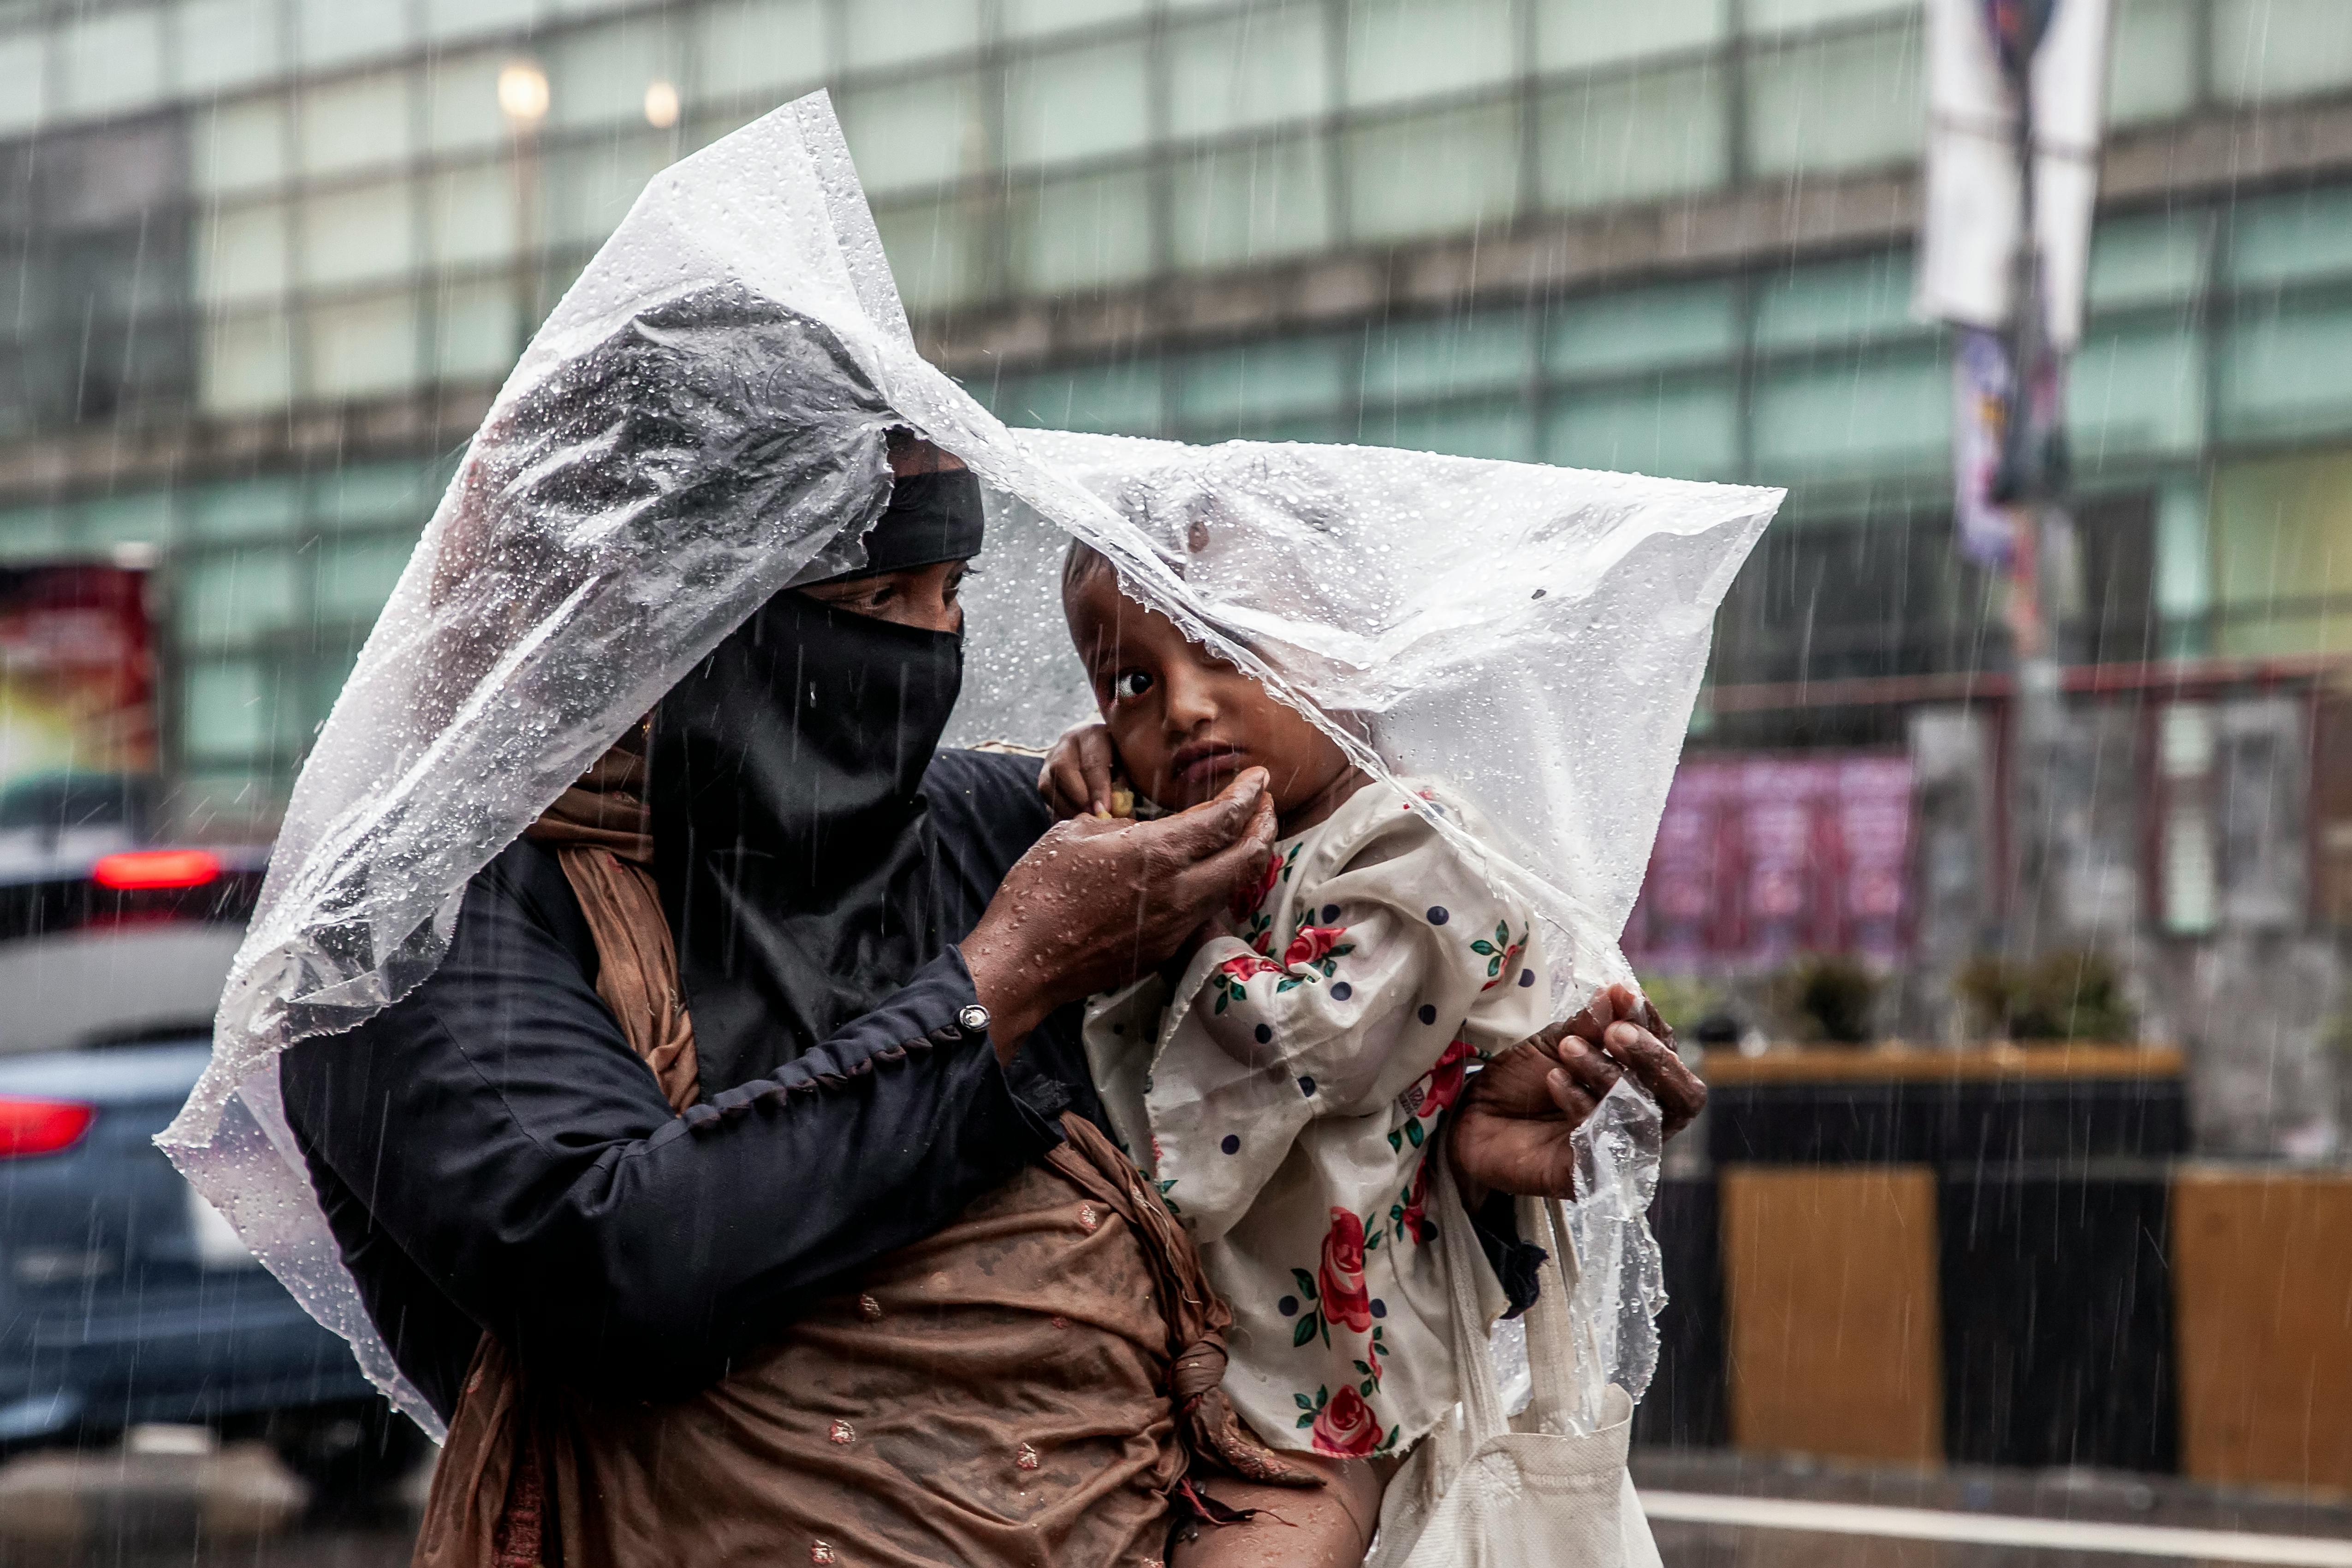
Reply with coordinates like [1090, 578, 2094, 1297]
[650, 479, 984, 1094]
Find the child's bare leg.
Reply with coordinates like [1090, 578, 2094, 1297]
[1172, 1455, 1394, 1568]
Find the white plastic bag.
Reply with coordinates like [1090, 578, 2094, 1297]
[1369, 1146, 1663, 1568]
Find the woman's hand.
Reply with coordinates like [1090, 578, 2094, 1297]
[963, 768, 1277, 1061]
[1447, 983, 1705, 1208]
[1038, 721, 1118, 819]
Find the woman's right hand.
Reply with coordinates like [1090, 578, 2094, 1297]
[963, 767, 1277, 1061]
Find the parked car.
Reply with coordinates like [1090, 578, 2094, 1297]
[0, 845, 418, 1495]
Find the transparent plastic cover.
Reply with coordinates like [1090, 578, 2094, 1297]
[159, 93, 1776, 1435]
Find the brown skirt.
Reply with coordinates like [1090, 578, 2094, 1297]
[415, 1116, 1303, 1568]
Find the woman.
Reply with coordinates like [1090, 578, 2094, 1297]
[280, 294, 1702, 1566]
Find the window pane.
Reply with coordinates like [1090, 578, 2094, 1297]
[427, 164, 522, 270]
[840, 71, 986, 193]
[0, 34, 45, 136]
[2087, 213, 2206, 309]
[1751, 350, 1946, 476]
[172, 0, 283, 95]
[425, 54, 512, 154]
[997, 360, 1166, 434]
[1751, 252, 1917, 350]
[434, 279, 524, 380]
[1744, 17, 1923, 178]
[2072, 325, 2204, 467]
[315, 463, 431, 531]
[1008, 170, 1156, 293]
[183, 548, 300, 650]
[552, 17, 684, 131]
[422, 0, 536, 46]
[2228, 189, 2352, 289]
[1537, 59, 1726, 211]
[2213, 0, 2352, 104]
[1548, 377, 1740, 478]
[873, 199, 984, 314]
[1175, 339, 1350, 433]
[1005, 39, 1151, 168]
[844, 0, 981, 71]
[184, 659, 274, 760]
[1169, 136, 1331, 272]
[1548, 280, 1738, 375]
[196, 201, 291, 305]
[195, 97, 290, 196]
[316, 533, 417, 623]
[1167, 6, 1329, 139]
[1538, 0, 1725, 71]
[1745, 0, 1911, 31]
[301, 73, 416, 179]
[0, 505, 65, 559]
[1368, 397, 1535, 460]
[186, 477, 302, 541]
[2108, 0, 2198, 127]
[696, 0, 831, 102]
[2217, 296, 2352, 442]
[59, 10, 164, 120]
[307, 292, 422, 401]
[1346, 103, 1520, 243]
[300, 183, 419, 290]
[1345, 0, 1519, 110]
[546, 137, 671, 248]
[197, 315, 289, 419]
[1361, 314, 1531, 407]
[295, 0, 411, 71]
[1001, 0, 1149, 40]
[73, 493, 175, 552]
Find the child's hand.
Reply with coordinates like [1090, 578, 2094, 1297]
[1037, 721, 1124, 819]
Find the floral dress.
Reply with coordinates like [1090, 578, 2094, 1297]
[1083, 778, 1550, 1460]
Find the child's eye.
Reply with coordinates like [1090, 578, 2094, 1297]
[1112, 670, 1154, 701]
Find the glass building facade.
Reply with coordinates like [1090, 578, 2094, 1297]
[0, 0, 2347, 822]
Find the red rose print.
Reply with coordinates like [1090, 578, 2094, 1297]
[1396, 1156, 1434, 1245]
[1318, 1207, 1372, 1332]
[1230, 849, 1283, 921]
[1217, 953, 1280, 986]
[1401, 1036, 1477, 1118]
[1310, 1384, 1384, 1457]
[1283, 923, 1347, 968]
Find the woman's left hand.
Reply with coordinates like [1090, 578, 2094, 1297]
[1447, 983, 1704, 1207]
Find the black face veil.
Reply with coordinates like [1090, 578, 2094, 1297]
[651, 470, 987, 1093]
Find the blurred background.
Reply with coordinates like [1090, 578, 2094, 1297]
[0, 0, 2346, 1562]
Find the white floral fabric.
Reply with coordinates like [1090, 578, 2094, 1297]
[1084, 778, 1550, 1458]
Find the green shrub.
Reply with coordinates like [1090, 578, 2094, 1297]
[1770, 954, 1882, 1045]
[1954, 949, 2137, 1043]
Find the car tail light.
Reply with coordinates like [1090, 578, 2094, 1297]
[0, 1097, 94, 1158]
[91, 849, 221, 891]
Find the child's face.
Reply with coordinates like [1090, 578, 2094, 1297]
[1066, 568, 1353, 818]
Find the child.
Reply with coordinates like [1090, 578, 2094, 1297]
[1063, 541, 1551, 1463]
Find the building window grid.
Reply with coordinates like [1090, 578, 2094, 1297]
[0, 0, 2340, 423]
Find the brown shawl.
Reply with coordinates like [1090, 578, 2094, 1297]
[414, 736, 1307, 1568]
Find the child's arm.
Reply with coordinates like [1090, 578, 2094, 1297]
[1172, 1456, 1394, 1568]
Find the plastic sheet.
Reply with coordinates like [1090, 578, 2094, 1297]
[160, 92, 1777, 1436]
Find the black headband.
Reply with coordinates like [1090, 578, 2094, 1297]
[808, 468, 986, 583]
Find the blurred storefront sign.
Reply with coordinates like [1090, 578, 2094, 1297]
[0, 565, 157, 833]
[1625, 753, 1914, 973]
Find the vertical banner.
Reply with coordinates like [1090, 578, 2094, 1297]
[0, 564, 159, 806]
[1915, 0, 2114, 351]
[1624, 753, 1915, 973]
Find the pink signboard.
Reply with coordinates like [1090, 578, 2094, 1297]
[1622, 752, 1914, 972]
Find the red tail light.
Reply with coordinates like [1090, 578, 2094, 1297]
[0, 1097, 94, 1158]
[91, 849, 220, 891]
